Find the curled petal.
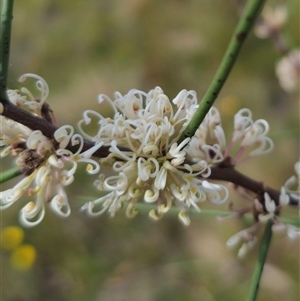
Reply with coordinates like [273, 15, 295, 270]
[202, 181, 229, 204]
[48, 154, 64, 169]
[284, 175, 299, 194]
[137, 157, 151, 181]
[232, 108, 253, 141]
[60, 170, 74, 186]
[126, 202, 139, 218]
[35, 166, 51, 186]
[279, 187, 290, 206]
[158, 191, 173, 213]
[226, 232, 242, 249]
[54, 125, 74, 149]
[0, 189, 15, 209]
[168, 138, 190, 158]
[128, 183, 143, 198]
[149, 209, 163, 221]
[27, 130, 47, 149]
[85, 160, 100, 174]
[237, 237, 258, 258]
[264, 193, 276, 213]
[51, 186, 71, 218]
[19, 73, 49, 107]
[178, 211, 191, 226]
[98, 94, 118, 114]
[104, 173, 128, 195]
[154, 167, 167, 190]
[249, 137, 274, 156]
[71, 134, 84, 153]
[19, 189, 46, 227]
[81, 200, 109, 216]
[145, 189, 159, 203]
[241, 119, 270, 147]
[1, 146, 11, 157]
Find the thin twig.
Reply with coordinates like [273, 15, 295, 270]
[0, 166, 21, 183]
[0, 0, 14, 100]
[246, 220, 273, 301]
[178, 0, 266, 143]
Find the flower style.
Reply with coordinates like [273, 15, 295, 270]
[79, 87, 229, 225]
[276, 49, 300, 93]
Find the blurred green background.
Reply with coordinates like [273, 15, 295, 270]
[1, 0, 299, 300]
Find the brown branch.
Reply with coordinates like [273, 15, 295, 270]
[1, 98, 58, 138]
[0, 100, 112, 157]
[1, 99, 298, 206]
[209, 165, 298, 206]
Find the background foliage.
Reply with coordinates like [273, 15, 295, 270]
[1, 0, 299, 300]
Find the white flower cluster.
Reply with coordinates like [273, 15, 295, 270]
[0, 75, 101, 226]
[283, 160, 300, 204]
[276, 49, 300, 93]
[7, 73, 50, 116]
[254, 5, 287, 39]
[227, 161, 300, 257]
[0, 75, 286, 229]
[78, 87, 276, 224]
[187, 107, 274, 165]
[78, 87, 231, 225]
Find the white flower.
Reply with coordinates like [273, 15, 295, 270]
[258, 193, 276, 222]
[283, 159, 300, 202]
[186, 107, 273, 165]
[0, 117, 32, 156]
[7, 73, 50, 116]
[286, 225, 300, 239]
[1, 78, 101, 227]
[225, 109, 274, 163]
[226, 223, 260, 258]
[279, 187, 290, 205]
[80, 87, 229, 223]
[276, 49, 300, 93]
[186, 107, 226, 164]
[255, 5, 288, 39]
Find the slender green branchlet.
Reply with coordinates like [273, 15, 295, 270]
[0, 0, 14, 101]
[0, 166, 22, 183]
[178, 0, 266, 144]
[246, 220, 273, 301]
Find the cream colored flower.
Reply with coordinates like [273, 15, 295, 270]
[255, 5, 287, 39]
[1, 75, 101, 226]
[276, 49, 300, 93]
[80, 87, 229, 224]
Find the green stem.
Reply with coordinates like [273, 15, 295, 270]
[178, 0, 266, 144]
[0, 0, 14, 100]
[246, 220, 273, 301]
[0, 167, 21, 183]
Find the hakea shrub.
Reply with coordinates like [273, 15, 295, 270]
[0, 73, 294, 231]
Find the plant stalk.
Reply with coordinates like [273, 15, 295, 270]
[178, 0, 266, 143]
[246, 220, 273, 301]
[0, 0, 14, 101]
